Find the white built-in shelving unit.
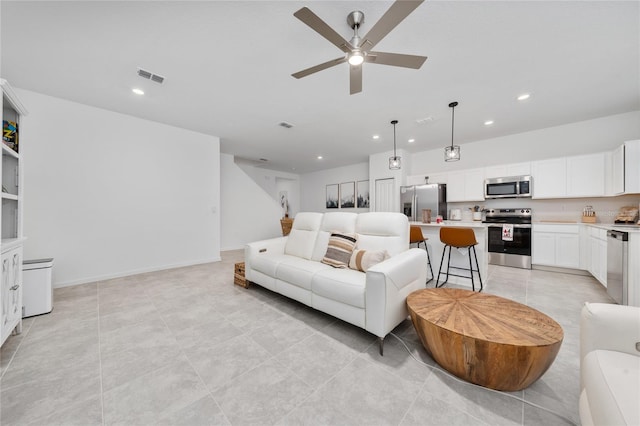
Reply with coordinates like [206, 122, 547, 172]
[1, 79, 27, 347]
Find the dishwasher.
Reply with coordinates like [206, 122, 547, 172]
[606, 230, 628, 305]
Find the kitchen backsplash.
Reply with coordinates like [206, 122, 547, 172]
[448, 194, 640, 223]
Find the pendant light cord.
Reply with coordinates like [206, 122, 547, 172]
[449, 101, 458, 149]
[391, 119, 398, 157]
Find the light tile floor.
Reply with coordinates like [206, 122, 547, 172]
[0, 250, 613, 425]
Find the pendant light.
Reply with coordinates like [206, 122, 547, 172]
[389, 119, 401, 170]
[444, 101, 460, 162]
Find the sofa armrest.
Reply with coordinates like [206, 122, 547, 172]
[580, 302, 640, 361]
[244, 237, 287, 279]
[364, 248, 428, 338]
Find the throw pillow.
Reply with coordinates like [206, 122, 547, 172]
[348, 249, 389, 272]
[321, 231, 357, 268]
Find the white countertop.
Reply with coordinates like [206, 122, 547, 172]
[410, 220, 486, 229]
[533, 221, 640, 233]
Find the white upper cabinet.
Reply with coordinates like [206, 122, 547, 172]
[566, 153, 605, 197]
[427, 172, 448, 185]
[624, 140, 640, 194]
[447, 168, 484, 202]
[532, 153, 606, 199]
[611, 144, 625, 195]
[484, 162, 531, 179]
[532, 158, 567, 198]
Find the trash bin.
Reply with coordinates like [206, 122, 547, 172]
[22, 258, 53, 317]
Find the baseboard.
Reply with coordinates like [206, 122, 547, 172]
[531, 264, 590, 276]
[53, 257, 222, 288]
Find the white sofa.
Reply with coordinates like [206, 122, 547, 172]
[245, 211, 428, 355]
[579, 302, 640, 426]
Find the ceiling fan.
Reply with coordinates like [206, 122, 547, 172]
[292, 0, 427, 95]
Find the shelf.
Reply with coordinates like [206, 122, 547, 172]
[1, 144, 19, 159]
[1, 193, 18, 201]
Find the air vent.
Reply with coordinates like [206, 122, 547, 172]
[278, 121, 294, 129]
[416, 116, 434, 125]
[137, 67, 165, 84]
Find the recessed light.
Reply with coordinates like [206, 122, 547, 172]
[372, 135, 380, 140]
[408, 138, 415, 143]
[517, 93, 530, 101]
[132, 88, 144, 95]
[317, 156, 323, 160]
[484, 120, 494, 126]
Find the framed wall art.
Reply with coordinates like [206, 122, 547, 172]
[357, 180, 370, 208]
[326, 184, 339, 209]
[340, 182, 355, 208]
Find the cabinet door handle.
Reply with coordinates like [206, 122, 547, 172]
[10, 285, 19, 291]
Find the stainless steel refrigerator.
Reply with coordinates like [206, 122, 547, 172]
[400, 184, 447, 221]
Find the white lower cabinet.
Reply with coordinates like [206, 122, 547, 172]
[532, 224, 580, 269]
[1, 245, 22, 346]
[587, 227, 607, 286]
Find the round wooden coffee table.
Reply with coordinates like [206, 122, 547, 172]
[407, 288, 563, 391]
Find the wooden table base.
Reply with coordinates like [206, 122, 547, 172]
[407, 288, 563, 391]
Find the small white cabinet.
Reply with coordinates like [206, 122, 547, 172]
[532, 224, 580, 269]
[484, 162, 531, 179]
[1, 245, 22, 344]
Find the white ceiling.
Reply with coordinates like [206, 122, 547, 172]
[2, 1, 638, 173]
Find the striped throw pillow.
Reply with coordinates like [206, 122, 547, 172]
[321, 232, 357, 268]
[348, 249, 389, 272]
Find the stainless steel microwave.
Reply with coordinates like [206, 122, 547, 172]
[484, 175, 532, 199]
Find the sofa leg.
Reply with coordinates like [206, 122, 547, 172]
[378, 337, 384, 356]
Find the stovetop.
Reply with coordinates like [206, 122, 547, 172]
[483, 208, 532, 224]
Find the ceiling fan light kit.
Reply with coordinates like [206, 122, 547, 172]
[389, 119, 401, 170]
[292, 0, 427, 95]
[445, 101, 461, 162]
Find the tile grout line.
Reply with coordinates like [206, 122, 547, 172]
[96, 281, 106, 426]
[0, 316, 35, 382]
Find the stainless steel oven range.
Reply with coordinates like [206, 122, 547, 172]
[483, 208, 532, 269]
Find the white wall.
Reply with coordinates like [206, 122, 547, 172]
[237, 162, 300, 217]
[19, 89, 220, 287]
[220, 154, 284, 250]
[300, 162, 369, 212]
[411, 111, 640, 175]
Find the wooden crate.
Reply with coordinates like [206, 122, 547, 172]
[234, 262, 249, 288]
[581, 215, 597, 223]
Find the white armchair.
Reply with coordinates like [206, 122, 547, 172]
[579, 303, 640, 426]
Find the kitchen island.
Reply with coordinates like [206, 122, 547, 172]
[410, 221, 488, 288]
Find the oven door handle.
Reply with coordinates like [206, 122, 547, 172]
[487, 224, 532, 229]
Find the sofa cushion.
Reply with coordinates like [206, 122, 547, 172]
[276, 257, 331, 291]
[251, 253, 290, 278]
[355, 212, 409, 256]
[284, 212, 323, 259]
[349, 249, 389, 272]
[312, 268, 366, 308]
[311, 212, 358, 261]
[321, 232, 357, 268]
[582, 349, 640, 426]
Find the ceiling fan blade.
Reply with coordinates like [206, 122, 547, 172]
[294, 7, 351, 54]
[350, 65, 362, 95]
[360, 0, 424, 51]
[292, 57, 347, 79]
[365, 51, 427, 69]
